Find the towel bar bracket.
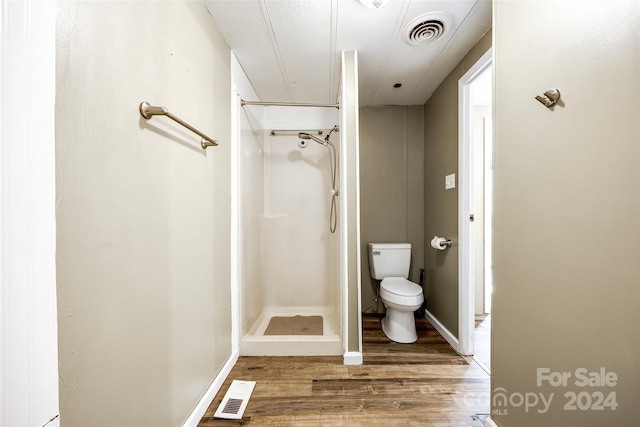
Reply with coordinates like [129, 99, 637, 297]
[139, 102, 167, 119]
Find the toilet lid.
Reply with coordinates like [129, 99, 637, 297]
[381, 277, 422, 297]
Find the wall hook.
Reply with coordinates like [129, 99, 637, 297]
[535, 89, 561, 108]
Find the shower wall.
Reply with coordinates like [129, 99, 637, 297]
[238, 104, 266, 335]
[262, 108, 340, 311]
[262, 131, 337, 308]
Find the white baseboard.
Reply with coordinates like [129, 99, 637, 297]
[183, 351, 239, 427]
[485, 417, 499, 427]
[343, 351, 363, 365]
[424, 309, 460, 353]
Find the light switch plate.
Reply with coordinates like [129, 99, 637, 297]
[445, 173, 456, 190]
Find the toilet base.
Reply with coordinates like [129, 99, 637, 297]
[381, 307, 418, 343]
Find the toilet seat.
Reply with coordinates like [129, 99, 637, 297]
[380, 277, 423, 306]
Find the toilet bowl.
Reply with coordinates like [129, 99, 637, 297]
[380, 277, 424, 343]
[368, 242, 424, 344]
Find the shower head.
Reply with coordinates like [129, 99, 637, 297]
[298, 132, 327, 146]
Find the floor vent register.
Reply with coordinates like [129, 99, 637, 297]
[214, 380, 256, 420]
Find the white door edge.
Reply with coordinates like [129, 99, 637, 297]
[458, 48, 492, 356]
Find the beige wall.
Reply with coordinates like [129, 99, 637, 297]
[492, 1, 640, 425]
[341, 51, 362, 354]
[55, 2, 232, 426]
[360, 106, 425, 313]
[423, 31, 492, 335]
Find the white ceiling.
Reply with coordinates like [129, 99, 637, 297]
[204, 0, 491, 106]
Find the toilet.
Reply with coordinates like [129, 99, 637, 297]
[368, 243, 424, 343]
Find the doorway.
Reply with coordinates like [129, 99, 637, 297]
[471, 63, 492, 373]
[458, 49, 492, 374]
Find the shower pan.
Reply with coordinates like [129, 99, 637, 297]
[237, 101, 342, 356]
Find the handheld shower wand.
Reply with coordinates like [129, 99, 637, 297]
[298, 132, 327, 146]
[298, 127, 339, 234]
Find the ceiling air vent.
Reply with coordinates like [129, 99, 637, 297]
[403, 12, 452, 46]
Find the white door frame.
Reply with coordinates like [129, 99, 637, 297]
[0, 0, 59, 425]
[458, 49, 492, 356]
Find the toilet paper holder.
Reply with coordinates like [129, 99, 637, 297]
[431, 236, 453, 250]
[440, 239, 452, 248]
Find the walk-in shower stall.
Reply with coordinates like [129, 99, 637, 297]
[236, 94, 342, 356]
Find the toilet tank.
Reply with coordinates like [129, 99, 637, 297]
[368, 243, 411, 280]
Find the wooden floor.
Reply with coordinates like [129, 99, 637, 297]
[198, 314, 490, 426]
